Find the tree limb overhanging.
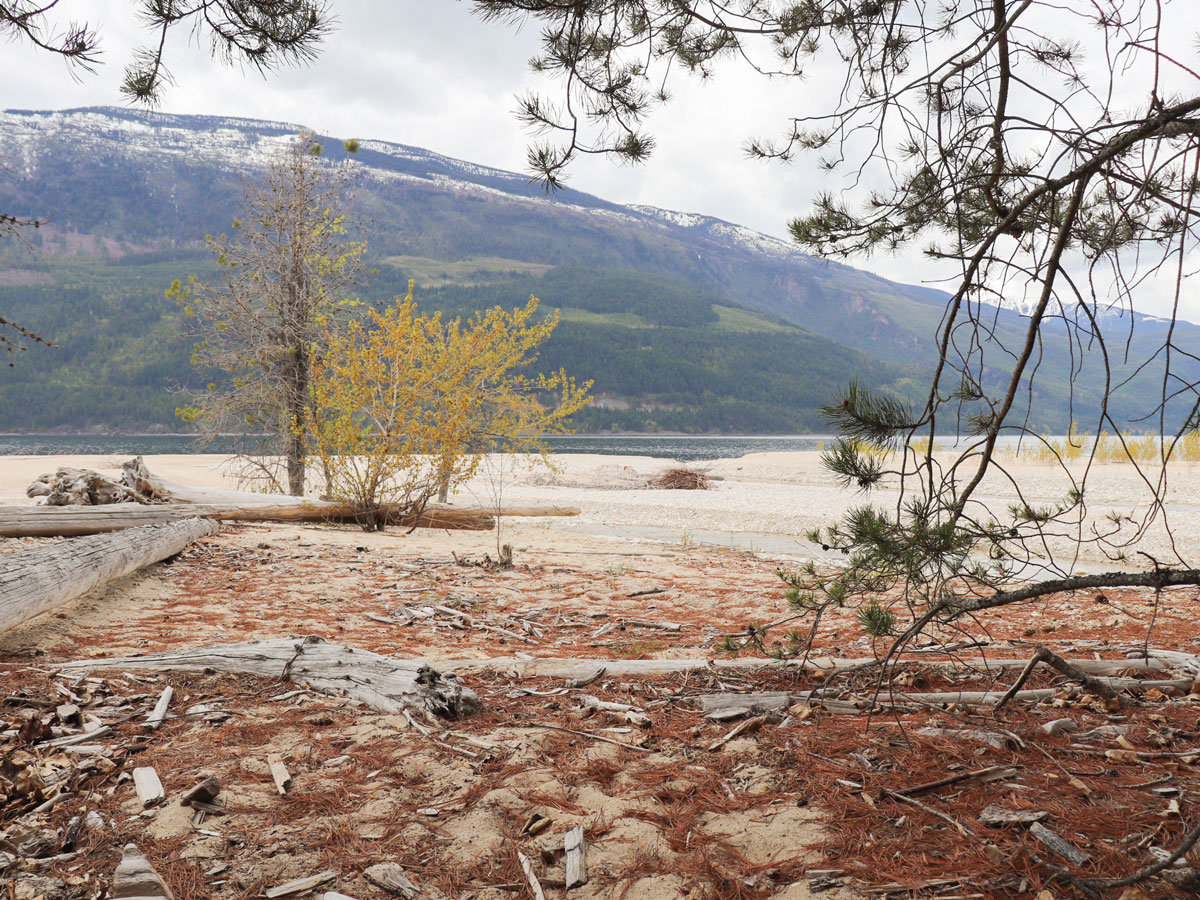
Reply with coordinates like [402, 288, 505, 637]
[1, 0, 335, 360]
[473, 0, 1200, 640]
[474, 5, 1200, 885]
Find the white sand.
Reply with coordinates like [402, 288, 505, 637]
[3, 450, 1197, 570]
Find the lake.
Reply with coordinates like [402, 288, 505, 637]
[0, 433, 834, 462]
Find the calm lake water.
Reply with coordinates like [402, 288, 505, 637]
[0, 433, 834, 462]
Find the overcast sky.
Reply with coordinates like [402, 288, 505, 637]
[5, 1, 1200, 316]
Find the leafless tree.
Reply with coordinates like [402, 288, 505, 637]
[177, 133, 362, 495]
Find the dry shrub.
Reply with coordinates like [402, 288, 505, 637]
[649, 466, 711, 490]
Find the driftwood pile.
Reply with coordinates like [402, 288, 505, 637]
[5, 457, 583, 537]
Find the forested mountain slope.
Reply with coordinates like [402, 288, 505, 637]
[0, 107, 1193, 433]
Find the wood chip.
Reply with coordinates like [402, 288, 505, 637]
[565, 825, 588, 889]
[143, 685, 173, 731]
[268, 754, 293, 794]
[1029, 822, 1090, 866]
[132, 767, 165, 808]
[265, 871, 336, 898]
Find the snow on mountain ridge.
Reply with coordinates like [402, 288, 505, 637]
[1, 106, 817, 265]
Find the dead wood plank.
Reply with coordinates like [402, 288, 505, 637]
[266, 871, 336, 898]
[565, 826, 588, 889]
[517, 851, 547, 900]
[132, 767, 165, 808]
[0, 518, 218, 633]
[57, 636, 480, 719]
[143, 686, 173, 731]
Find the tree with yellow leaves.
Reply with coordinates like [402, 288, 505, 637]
[308, 282, 591, 530]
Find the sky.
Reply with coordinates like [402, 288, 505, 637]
[4, 1, 1200, 316]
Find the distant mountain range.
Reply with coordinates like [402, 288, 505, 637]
[0, 106, 1193, 433]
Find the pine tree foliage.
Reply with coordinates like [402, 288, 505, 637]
[474, 0, 1200, 687]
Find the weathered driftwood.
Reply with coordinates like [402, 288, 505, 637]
[58, 636, 481, 719]
[132, 767, 165, 808]
[14, 457, 581, 535]
[28, 466, 148, 506]
[565, 826, 588, 889]
[696, 677, 1194, 713]
[0, 518, 218, 634]
[434, 654, 1182, 680]
[111, 844, 174, 900]
[0, 503, 506, 537]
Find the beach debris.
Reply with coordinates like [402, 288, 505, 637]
[180, 775, 221, 806]
[996, 644, 1120, 710]
[579, 694, 651, 727]
[563, 667, 606, 688]
[364, 862, 444, 898]
[517, 850, 547, 900]
[565, 826, 588, 889]
[132, 767, 165, 808]
[265, 871, 337, 898]
[619, 616, 682, 632]
[112, 843, 175, 900]
[1029, 822, 1090, 866]
[143, 685, 174, 731]
[57, 636, 481, 718]
[268, 754, 293, 794]
[894, 765, 1019, 797]
[521, 812, 553, 836]
[1041, 717, 1078, 736]
[978, 805, 1048, 827]
[708, 715, 767, 751]
[648, 466, 711, 490]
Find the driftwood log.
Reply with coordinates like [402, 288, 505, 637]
[0, 518, 218, 634]
[12, 457, 579, 536]
[0, 503, 500, 537]
[58, 636, 481, 719]
[432, 654, 1187, 680]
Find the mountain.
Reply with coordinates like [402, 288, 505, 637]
[0, 106, 1195, 434]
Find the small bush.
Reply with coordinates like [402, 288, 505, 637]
[649, 466, 711, 490]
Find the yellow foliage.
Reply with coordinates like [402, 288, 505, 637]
[307, 283, 591, 527]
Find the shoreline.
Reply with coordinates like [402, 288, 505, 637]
[4, 450, 1198, 571]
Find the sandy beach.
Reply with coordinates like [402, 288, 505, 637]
[4, 449, 1197, 570]
[4, 451, 1200, 900]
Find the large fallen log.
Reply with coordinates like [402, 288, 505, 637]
[57, 636, 480, 719]
[13, 457, 579, 536]
[0, 503, 500, 536]
[431, 654, 1183, 679]
[0, 518, 218, 634]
